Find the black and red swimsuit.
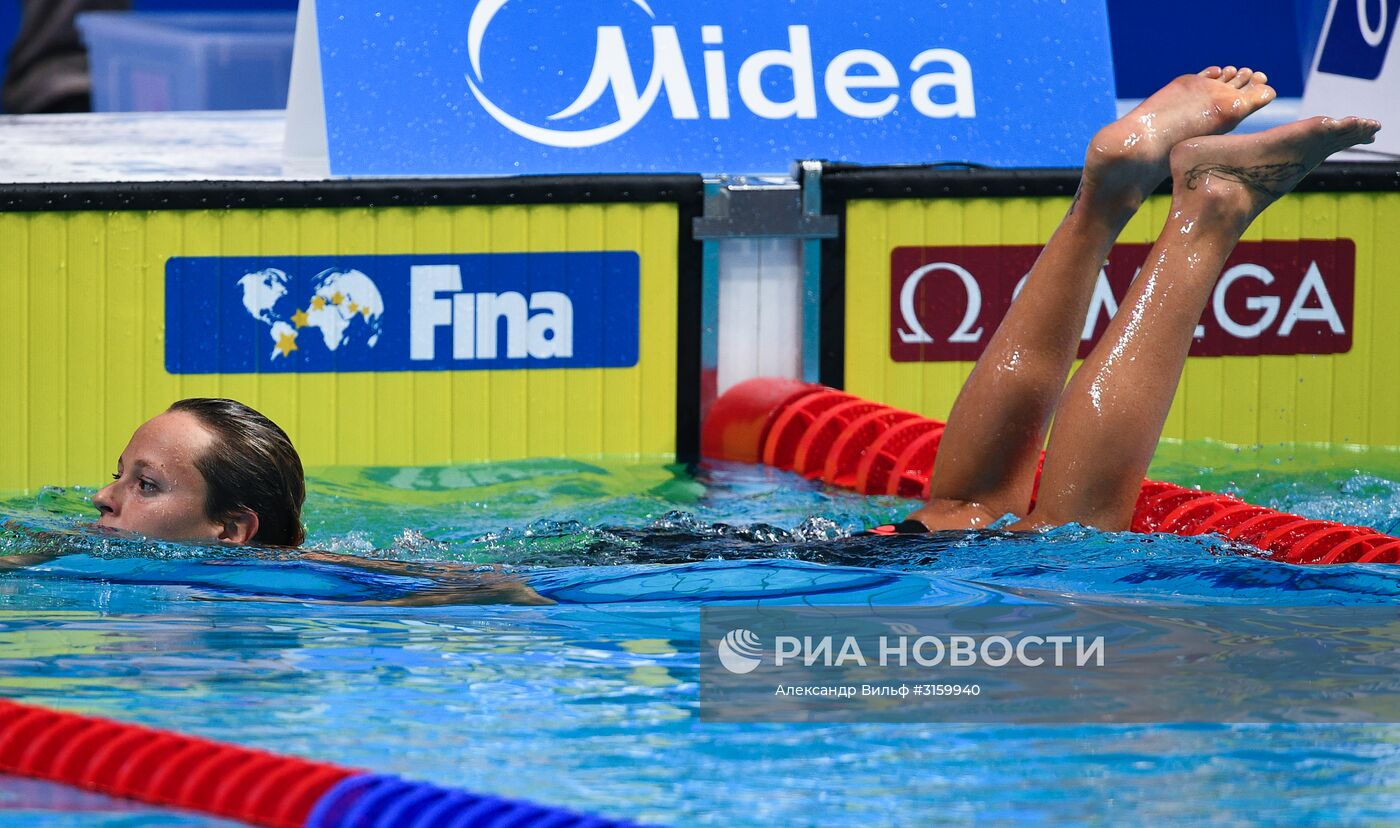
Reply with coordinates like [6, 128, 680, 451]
[862, 519, 931, 536]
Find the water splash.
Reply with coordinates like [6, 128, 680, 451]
[1, 446, 1398, 606]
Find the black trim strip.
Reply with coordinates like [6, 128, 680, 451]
[813, 166, 848, 390]
[819, 161, 1400, 201]
[673, 185, 705, 464]
[0, 174, 704, 213]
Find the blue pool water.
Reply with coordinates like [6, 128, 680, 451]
[1, 442, 1399, 825]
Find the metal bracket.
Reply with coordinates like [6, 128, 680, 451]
[692, 174, 839, 240]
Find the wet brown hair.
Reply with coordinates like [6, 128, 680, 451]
[168, 398, 306, 547]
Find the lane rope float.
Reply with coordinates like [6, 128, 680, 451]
[703, 377, 1400, 564]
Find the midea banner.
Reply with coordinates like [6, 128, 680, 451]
[314, 0, 1117, 175]
[1301, 0, 1400, 158]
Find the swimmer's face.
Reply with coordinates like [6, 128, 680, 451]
[92, 411, 226, 543]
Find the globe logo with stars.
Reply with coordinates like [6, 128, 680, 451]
[237, 267, 385, 362]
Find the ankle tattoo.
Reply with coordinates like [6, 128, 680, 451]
[1068, 182, 1083, 215]
[1182, 161, 1305, 197]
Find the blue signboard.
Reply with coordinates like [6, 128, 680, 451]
[1316, 0, 1399, 80]
[165, 252, 640, 374]
[314, 0, 1116, 175]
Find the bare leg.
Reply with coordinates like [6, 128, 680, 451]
[911, 68, 1276, 530]
[1019, 116, 1382, 531]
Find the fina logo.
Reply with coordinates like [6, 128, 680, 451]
[464, 0, 977, 148]
[717, 628, 764, 674]
[238, 267, 385, 361]
[410, 264, 573, 361]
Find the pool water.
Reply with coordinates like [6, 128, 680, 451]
[1, 442, 1399, 826]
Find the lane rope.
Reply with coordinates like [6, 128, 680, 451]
[0, 698, 640, 827]
[703, 378, 1400, 564]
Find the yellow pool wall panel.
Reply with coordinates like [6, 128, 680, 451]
[843, 191, 1400, 448]
[0, 201, 682, 494]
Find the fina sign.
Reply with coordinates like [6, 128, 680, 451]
[312, 0, 1116, 175]
[165, 253, 640, 374]
[890, 241, 1356, 362]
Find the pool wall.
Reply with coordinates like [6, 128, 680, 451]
[3, 162, 1399, 496]
[819, 164, 1400, 447]
[0, 177, 704, 493]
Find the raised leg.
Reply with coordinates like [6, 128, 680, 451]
[911, 68, 1277, 530]
[1020, 115, 1382, 531]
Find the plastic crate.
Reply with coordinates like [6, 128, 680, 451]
[76, 12, 295, 112]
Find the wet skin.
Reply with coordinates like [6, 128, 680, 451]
[84, 411, 554, 604]
[908, 66, 1380, 533]
[92, 411, 256, 544]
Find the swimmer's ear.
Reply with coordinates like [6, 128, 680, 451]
[216, 508, 260, 545]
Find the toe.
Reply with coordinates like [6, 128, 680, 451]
[1219, 66, 1238, 82]
[1231, 68, 1253, 88]
[1335, 116, 1369, 138]
[1251, 70, 1269, 86]
[1200, 66, 1223, 78]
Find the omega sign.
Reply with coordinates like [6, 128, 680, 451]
[889, 241, 1356, 362]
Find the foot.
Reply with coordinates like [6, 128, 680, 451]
[1082, 67, 1277, 208]
[907, 497, 1006, 532]
[1168, 115, 1382, 225]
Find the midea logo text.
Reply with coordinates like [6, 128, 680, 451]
[465, 0, 976, 147]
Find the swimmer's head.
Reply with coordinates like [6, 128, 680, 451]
[93, 399, 306, 547]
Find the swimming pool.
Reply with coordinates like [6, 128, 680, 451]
[2, 442, 1399, 825]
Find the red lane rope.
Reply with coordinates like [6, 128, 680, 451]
[0, 698, 356, 827]
[706, 379, 1400, 565]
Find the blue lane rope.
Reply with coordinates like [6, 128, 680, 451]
[306, 773, 645, 828]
